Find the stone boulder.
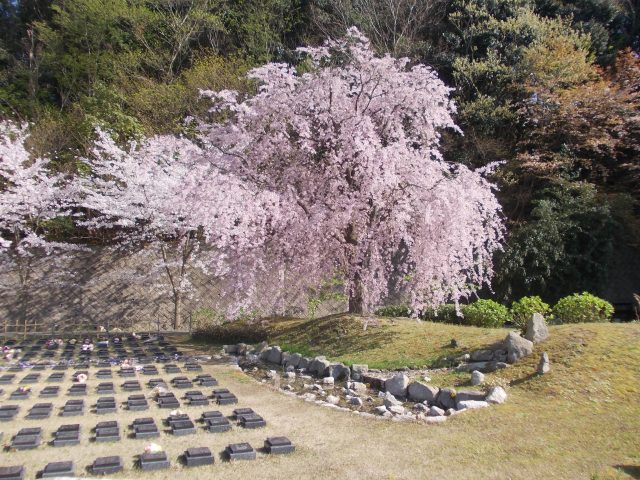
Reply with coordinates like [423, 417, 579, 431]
[427, 406, 445, 417]
[471, 370, 485, 385]
[326, 363, 351, 381]
[286, 353, 302, 368]
[223, 344, 238, 354]
[505, 332, 534, 363]
[351, 364, 369, 381]
[280, 351, 291, 366]
[407, 382, 439, 403]
[326, 395, 339, 405]
[470, 349, 494, 362]
[436, 387, 456, 410]
[349, 382, 368, 394]
[388, 405, 405, 415]
[383, 392, 402, 408]
[486, 386, 507, 404]
[538, 352, 550, 374]
[385, 373, 410, 398]
[254, 341, 269, 354]
[361, 374, 386, 391]
[455, 390, 485, 409]
[309, 357, 331, 376]
[457, 400, 489, 410]
[266, 346, 283, 364]
[524, 313, 549, 343]
[298, 357, 310, 370]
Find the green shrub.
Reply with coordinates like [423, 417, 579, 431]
[375, 304, 411, 317]
[552, 292, 614, 323]
[461, 300, 511, 328]
[511, 296, 551, 332]
[423, 304, 461, 324]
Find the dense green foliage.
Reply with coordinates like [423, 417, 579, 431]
[511, 295, 551, 332]
[460, 300, 512, 328]
[1, 0, 638, 308]
[552, 292, 614, 323]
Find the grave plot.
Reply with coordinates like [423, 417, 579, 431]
[164, 364, 181, 374]
[238, 413, 266, 429]
[95, 396, 117, 414]
[41, 461, 74, 478]
[11, 428, 42, 450]
[213, 388, 238, 405]
[52, 424, 80, 447]
[39, 386, 60, 398]
[264, 437, 295, 454]
[224, 443, 256, 461]
[32, 364, 47, 371]
[142, 366, 158, 376]
[122, 380, 142, 392]
[9, 388, 31, 401]
[201, 411, 231, 433]
[132, 418, 160, 439]
[195, 374, 218, 387]
[94, 421, 120, 442]
[0, 405, 19, 422]
[91, 456, 123, 475]
[0, 466, 24, 480]
[185, 390, 209, 406]
[96, 369, 112, 379]
[231, 407, 255, 419]
[127, 394, 149, 411]
[67, 384, 87, 396]
[19, 373, 39, 384]
[184, 362, 202, 372]
[60, 399, 84, 417]
[139, 452, 170, 471]
[171, 376, 193, 389]
[157, 393, 180, 409]
[0, 374, 15, 384]
[96, 382, 115, 395]
[26, 402, 53, 420]
[119, 367, 135, 377]
[184, 447, 214, 467]
[166, 413, 196, 436]
[147, 378, 166, 388]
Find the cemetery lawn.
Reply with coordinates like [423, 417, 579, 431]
[196, 316, 640, 478]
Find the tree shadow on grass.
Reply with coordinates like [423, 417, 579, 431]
[615, 465, 640, 479]
[271, 314, 398, 358]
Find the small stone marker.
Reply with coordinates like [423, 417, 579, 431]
[41, 461, 74, 478]
[67, 384, 87, 396]
[164, 364, 181, 374]
[96, 397, 117, 414]
[0, 374, 15, 384]
[184, 447, 214, 467]
[171, 419, 196, 436]
[91, 456, 123, 475]
[264, 436, 295, 454]
[147, 378, 166, 388]
[52, 426, 80, 447]
[119, 367, 135, 377]
[122, 380, 142, 391]
[127, 394, 149, 411]
[96, 369, 112, 379]
[96, 382, 115, 394]
[0, 466, 24, 480]
[39, 386, 59, 398]
[142, 366, 158, 376]
[47, 373, 65, 382]
[215, 392, 238, 405]
[186, 391, 209, 406]
[205, 416, 231, 433]
[184, 363, 202, 372]
[538, 352, 551, 374]
[139, 452, 170, 471]
[232, 408, 254, 419]
[60, 399, 84, 416]
[157, 393, 180, 409]
[26, 403, 52, 419]
[195, 374, 217, 387]
[0, 405, 19, 421]
[225, 442, 256, 461]
[11, 428, 41, 450]
[201, 410, 223, 421]
[9, 389, 30, 401]
[20, 374, 39, 384]
[95, 421, 120, 442]
[134, 422, 159, 439]
[238, 413, 266, 429]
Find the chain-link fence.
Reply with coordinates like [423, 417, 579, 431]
[0, 246, 348, 335]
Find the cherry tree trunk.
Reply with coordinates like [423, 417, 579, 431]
[173, 292, 183, 330]
[348, 276, 364, 314]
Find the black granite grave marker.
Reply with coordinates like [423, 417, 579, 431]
[184, 447, 214, 467]
[139, 452, 169, 471]
[0, 466, 23, 480]
[91, 456, 123, 475]
[264, 436, 295, 454]
[224, 443, 256, 461]
[41, 461, 74, 478]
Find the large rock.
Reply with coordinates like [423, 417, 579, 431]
[385, 373, 410, 398]
[538, 352, 550, 374]
[470, 349, 494, 362]
[427, 406, 445, 417]
[326, 395, 339, 405]
[505, 332, 534, 363]
[298, 357, 310, 370]
[266, 346, 283, 364]
[286, 353, 302, 368]
[362, 374, 386, 391]
[383, 392, 402, 408]
[471, 370, 485, 385]
[280, 351, 291, 366]
[407, 382, 439, 403]
[524, 313, 549, 343]
[455, 390, 485, 409]
[326, 363, 351, 381]
[455, 361, 509, 373]
[457, 400, 489, 410]
[436, 387, 456, 410]
[254, 341, 269, 354]
[486, 386, 507, 404]
[351, 364, 369, 380]
[309, 356, 331, 376]
[388, 405, 405, 415]
[349, 382, 368, 394]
